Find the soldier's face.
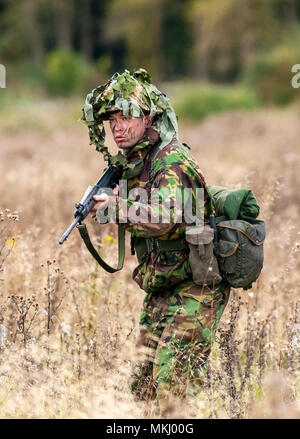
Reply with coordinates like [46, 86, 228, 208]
[108, 111, 152, 149]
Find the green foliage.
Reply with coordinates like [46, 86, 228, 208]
[15, 62, 45, 89]
[45, 50, 92, 96]
[1, 0, 300, 112]
[171, 82, 260, 121]
[243, 40, 300, 106]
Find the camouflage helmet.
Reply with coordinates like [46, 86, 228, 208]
[82, 68, 178, 165]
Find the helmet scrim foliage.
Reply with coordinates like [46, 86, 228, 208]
[81, 68, 178, 165]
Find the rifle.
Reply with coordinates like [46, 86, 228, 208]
[59, 164, 125, 273]
[59, 165, 119, 245]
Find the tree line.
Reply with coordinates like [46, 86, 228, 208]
[1, 0, 300, 93]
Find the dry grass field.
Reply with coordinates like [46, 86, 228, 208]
[0, 98, 299, 418]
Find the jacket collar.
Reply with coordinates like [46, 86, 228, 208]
[122, 134, 158, 179]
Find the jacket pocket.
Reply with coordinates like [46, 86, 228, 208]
[185, 225, 222, 286]
[214, 239, 239, 275]
[137, 250, 191, 293]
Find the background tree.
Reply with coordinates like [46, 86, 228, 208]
[0, 0, 299, 99]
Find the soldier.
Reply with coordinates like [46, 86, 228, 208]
[82, 69, 231, 416]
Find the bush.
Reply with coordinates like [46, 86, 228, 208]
[45, 50, 92, 96]
[243, 42, 300, 106]
[170, 82, 260, 122]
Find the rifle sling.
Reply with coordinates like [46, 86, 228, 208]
[76, 223, 125, 273]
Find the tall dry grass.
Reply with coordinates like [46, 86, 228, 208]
[0, 99, 299, 418]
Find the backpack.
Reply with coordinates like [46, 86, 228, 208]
[214, 218, 265, 290]
[147, 142, 266, 290]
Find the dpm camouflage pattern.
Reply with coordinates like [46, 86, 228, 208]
[96, 134, 230, 412]
[116, 134, 215, 294]
[130, 279, 230, 412]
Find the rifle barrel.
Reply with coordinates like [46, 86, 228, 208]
[59, 216, 81, 245]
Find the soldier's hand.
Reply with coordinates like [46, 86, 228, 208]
[92, 185, 119, 212]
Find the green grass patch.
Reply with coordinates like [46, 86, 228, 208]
[167, 81, 261, 122]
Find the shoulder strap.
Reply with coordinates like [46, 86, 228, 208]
[77, 223, 125, 273]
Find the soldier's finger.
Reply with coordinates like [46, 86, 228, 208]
[93, 194, 108, 201]
[113, 184, 120, 196]
[92, 201, 109, 212]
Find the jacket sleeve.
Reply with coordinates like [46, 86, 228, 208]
[99, 166, 210, 239]
[116, 167, 186, 238]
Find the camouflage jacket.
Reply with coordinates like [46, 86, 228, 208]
[109, 135, 214, 294]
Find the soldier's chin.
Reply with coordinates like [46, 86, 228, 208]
[115, 138, 132, 149]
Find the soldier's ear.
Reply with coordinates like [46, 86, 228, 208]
[144, 114, 153, 128]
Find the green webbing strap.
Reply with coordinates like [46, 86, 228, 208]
[77, 223, 125, 273]
[133, 235, 189, 263]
